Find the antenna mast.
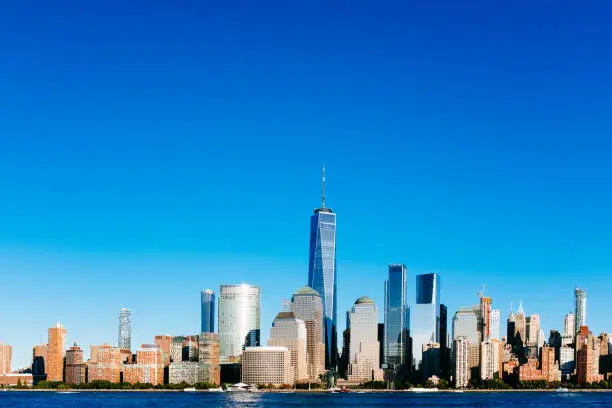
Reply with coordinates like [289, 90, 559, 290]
[321, 165, 326, 208]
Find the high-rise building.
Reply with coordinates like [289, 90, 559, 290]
[346, 297, 384, 383]
[575, 289, 587, 334]
[440, 304, 449, 378]
[514, 303, 526, 346]
[241, 346, 294, 386]
[422, 342, 441, 381]
[383, 264, 408, 371]
[268, 312, 308, 383]
[218, 284, 261, 362]
[169, 362, 207, 384]
[564, 313, 576, 336]
[576, 326, 603, 386]
[560, 345, 575, 377]
[479, 297, 491, 341]
[87, 343, 127, 383]
[549, 330, 562, 363]
[0, 343, 11, 375]
[598, 333, 611, 375]
[47, 323, 66, 382]
[32, 344, 48, 384]
[527, 314, 540, 347]
[452, 306, 480, 343]
[201, 289, 215, 333]
[65, 343, 86, 385]
[490, 310, 500, 341]
[154, 335, 172, 366]
[307, 167, 337, 370]
[480, 339, 501, 380]
[198, 332, 220, 385]
[452, 337, 469, 388]
[118, 307, 131, 351]
[291, 286, 325, 381]
[123, 344, 164, 386]
[411, 273, 440, 371]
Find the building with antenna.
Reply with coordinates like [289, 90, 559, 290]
[119, 307, 132, 351]
[308, 166, 338, 370]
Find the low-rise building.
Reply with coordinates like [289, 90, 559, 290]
[169, 362, 207, 384]
[65, 343, 86, 385]
[122, 345, 163, 386]
[241, 347, 293, 386]
[0, 373, 33, 387]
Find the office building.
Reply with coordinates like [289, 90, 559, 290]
[560, 345, 575, 376]
[549, 330, 562, 363]
[32, 344, 48, 384]
[440, 304, 449, 378]
[384, 264, 408, 370]
[218, 284, 261, 362]
[453, 337, 469, 388]
[241, 346, 294, 386]
[481, 339, 501, 380]
[564, 313, 576, 336]
[201, 289, 215, 333]
[346, 297, 384, 383]
[307, 167, 337, 370]
[527, 314, 540, 347]
[169, 362, 207, 384]
[87, 344, 126, 383]
[47, 323, 66, 382]
[575, 289, 587, 334]
[118, 307, 131, 351]
[291, 286, 325, 381]
[154, 335, 172, 366]
[422, 342, 441, 381]
[453, 306, 480, 343]
[198, 333, 220, 385]
[576, 326, 603, 386]
[490, 310, 500, 341]
[514, 303, 526, 346]
[123, 344, 164, 386]
[479, 297, 491, 341]
[65, 343, 86, 385]
[0, 343, 11, 375]
[541, 345, 562, 382]
[411, 273, 440, 371]
[268, 312, 308, 383]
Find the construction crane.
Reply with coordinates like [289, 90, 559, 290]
[478, 284, 486, 299]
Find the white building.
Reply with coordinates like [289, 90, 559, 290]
[489, 310, 500, 341]
[575, 288, 587, 333]
[118, 308, 131, 351]
[241, 346, 293, 386]
[453, 337, 470, 388]
[218, 284, 261, 362]
[564, 313, 576, 336]
[267, 312, 308, 382]
[560, 345, 575, 376]
[480, 339, 500, 380]
[347, 297, 384, 383]
[527, 314, 540, 346]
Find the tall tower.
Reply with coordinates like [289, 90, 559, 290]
[118, 307, 131, 350]
[410, 272, 440, 370]
[218, 284, 261, 362]
[308, 166, 337, 370]
[201, 289, 216, 333]
[0, 343, 11, 375]
[564, 313, 576, 336]
[384, 264, 408, 370]
[347, 297, 384, 383]
[575, 288, 587, 334]
[47, 322, 66, 382]
[291, 286, 325, 381]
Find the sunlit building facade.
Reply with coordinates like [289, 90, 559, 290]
[384, 264, 408, 371]
[218, 284, 261, 362]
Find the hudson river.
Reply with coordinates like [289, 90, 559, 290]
[2, 391, 612, 408]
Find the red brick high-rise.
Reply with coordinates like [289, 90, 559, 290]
[47, 323, 66, 382]
[65, 343, 86, 385]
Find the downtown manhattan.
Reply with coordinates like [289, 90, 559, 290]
[0, 169, 611, 390]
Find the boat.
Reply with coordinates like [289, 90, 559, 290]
[329, 386, 341, 393]
[183, 387, 197, 392]
[57, 391, 79, 394]
[208, 387, 224, 392]
[555, 387, 570, 393]
[452, 390, 464, 393]
[409, 387, 439, 393]
[247, 385, 259, 393]
[228, 383, 251, 392]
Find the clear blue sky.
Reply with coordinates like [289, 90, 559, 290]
[1, 1, 611, 368]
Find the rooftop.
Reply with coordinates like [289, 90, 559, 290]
[355, 296, 375, 305]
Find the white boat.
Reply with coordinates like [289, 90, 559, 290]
[57, 391, 79, 394]
[208, 387, 224, 392]
[555, 387, 570, 393]
[183, 387, 197, 392]
[227, 383, 251, 392]
[409, 387, 439, 393]
[329, 386, 341, 393]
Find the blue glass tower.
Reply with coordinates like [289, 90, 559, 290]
[384, 264, 409, 370]
[308, 167, 337, 370]
[201, 289, 215, 333]
[410, 273, 441, 372]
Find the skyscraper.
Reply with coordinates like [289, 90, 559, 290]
[65, 343, 86, 385]
[411, 273, 440, 370]
[479, 296, 491, 341]
[346, 297, 384, 383]
[268, 312, 308, 382]
[527, 314, 540, 347]
[47, 323, 66, 382]
[490, 310, 501, 341]
[440, 304, 449, 378]
[383, 264, 408, 370]
[453, 337, 470, 388]
[564, 313, 576, 336]
[453, 306, 480, 343]
[218, 284, 261, 362]
[514, 302, 526, 346]
[291, 286, 325, 381]
[0, 343, 11, 375]
[118, 307, 131, 351]
[201, 289, 215, 333]
[308, 166, 337, 370]
[198, 333, 221, 385]
[576, 326, 602, 386]
[575, 288, 587, 334]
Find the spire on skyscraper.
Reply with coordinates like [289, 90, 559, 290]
[517, 300, 524, 315]
[321, 165, 326, 208]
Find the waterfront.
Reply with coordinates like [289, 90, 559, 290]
[2, 391, 612, 408]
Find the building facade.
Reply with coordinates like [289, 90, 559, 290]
[32, 344, 48, 383]
[490, 310, 501, 341]
[480, 339, 501, 380]
[575, 289, 587, 334]
[123, 345, 164, 386]
[47, 323, 66, 382]
[564, 313, 576, 336]
[118, 307, 131, 351]
[527, 314, 540, 347]
[218, 284, 261, 362]
[560, 345, 575, 376]
[267, 312, 308, 383]
[241, 347, 294, 386]
[290, 286, 325, 381]
[384, 264, 408, 371]
[169, 362, 207, 384]
[576, 326, 603, 386]
[346, 297, 384, 383]
[453, 306, 480, 343]
[307, 167, 337, 370]
[0, 343, 11, 375]
[198, 333, 220, 385]
[411, 273, 440, 371]
[452, 337, 469, 388]
[65, 343, 86, 385]
[87, 344, 125, 383]
[201, 289, 215, 333]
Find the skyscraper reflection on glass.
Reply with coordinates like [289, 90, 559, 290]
[308, 167, 337, 370]
[384, 264, 408, 370]
[410, 273, 441, 371]
[201, 289, 215, 333]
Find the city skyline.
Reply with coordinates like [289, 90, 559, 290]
[3, 1, 612, 371]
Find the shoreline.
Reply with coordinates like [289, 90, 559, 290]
[4, 388, 612, 393]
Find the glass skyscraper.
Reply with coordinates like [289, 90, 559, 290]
[384, 264, 408, 370]
[118, 307, 131, 351]
[410, 273, 440, 370]
[574, 288, 586, 333]
[308, 167, 337, 370]
[201, 289, 215, 333]
[218, 284, 261, 362]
